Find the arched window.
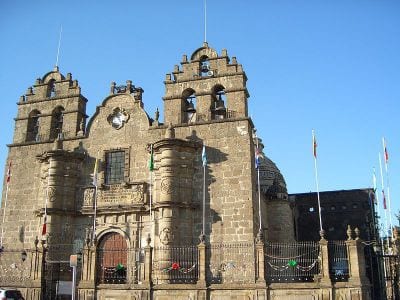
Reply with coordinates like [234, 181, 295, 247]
[26, 110, 40, 142]
[50, 106, 64, 140]
[212, 85, 227, 120]
[48, 80, 56, 98]
[199, 56, 211, 77]
[97, 232, 127, 284]
[182, 89, 197, 123]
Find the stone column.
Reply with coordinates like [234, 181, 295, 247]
[151, 126, 201, 283]
[36, 139, 84, 244]
[197, 241, 206, 286]
[346, 227, 371, 299]
[143, 239, 153, 286]
[78, 242, 96, 299]
[318, 234, 332, 286]
[255, 239, 266, 284]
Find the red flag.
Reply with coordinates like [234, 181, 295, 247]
[42, 216, 47, 235]
[382, 190, 387, 210]
[384, 140, 389, 163]
[6, 162, 11, 184]
[312, 131, 317, 158]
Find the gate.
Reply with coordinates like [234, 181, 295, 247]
[43, 261, 74, 300]
[42, 244, 82, 300]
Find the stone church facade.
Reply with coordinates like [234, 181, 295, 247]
[0, 43, 372, 299]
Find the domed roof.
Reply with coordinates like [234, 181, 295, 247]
[259, 155, 287, 195]
[255, 137, 287, 198]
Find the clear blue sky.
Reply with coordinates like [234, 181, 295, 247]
[1, 1, 399, 231]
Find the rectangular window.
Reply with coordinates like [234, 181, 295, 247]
[105, 151, 125, 184]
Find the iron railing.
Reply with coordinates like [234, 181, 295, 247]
[96, 248, 143, 284]
[208, 242, 255, 284]
[152, 245, 199, 284]
[328, 241, 349, 282]
[265, 241, 320, 283]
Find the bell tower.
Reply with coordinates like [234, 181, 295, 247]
[12, 66, 87, 145]
[163, 42, 249, 125]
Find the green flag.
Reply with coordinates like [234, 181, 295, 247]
[149, 144, 154, 171]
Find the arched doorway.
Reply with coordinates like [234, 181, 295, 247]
[97, 232, 127, 284]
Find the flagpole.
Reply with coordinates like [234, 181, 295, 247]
[42, 159, 52, 240]
[204, 0, 207, 43]
[55, 25, 62, 67]
[1, 163, 11, 248]
[203, 162, 206, 238]
[201, 145, 207, 241]
[92, 153, 99, 242]
[312, 130, 323, 235]
[148, 144, 155, 245]
[255, 136, 262, 235]
[93, 186, 97, 242]
[382, 138, 394, 239]
[373, 168, 385, 245]
[379, 153, 390, 253]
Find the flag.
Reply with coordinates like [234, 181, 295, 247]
[383, 138, 389, 163]
[255, 147, 262, 169]
[42, 216, 47, 235]
[382, 190, 387, 210]
[148, 144, 154, 171]
[312, 130, 317, 158]
[202, 145, 207, 167]
[6, 161, 11, 184]
[92, 156, 99, 186]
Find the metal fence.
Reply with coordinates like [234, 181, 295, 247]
[208, 242, 255, 284]
[96, 248, 143, 284]
[265, 241, 320, 283]
[328, 241, 349, 282]
[152, 245, 199, 284]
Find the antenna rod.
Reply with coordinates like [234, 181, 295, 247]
[204, 0, 207, 43]
[55, 25, 63, 67]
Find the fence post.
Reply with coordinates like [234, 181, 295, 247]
[255, 233, 265, 284]
[197, 240, 206, 286]
[318, 231, 331, 285]
[143, 235, 152, 286]
[77, 238, 97, 299]
[346, 227, 370, 286]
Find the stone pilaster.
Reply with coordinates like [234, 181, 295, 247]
[317, 235, 332, 286]
[197, 241, 206, 286]
[143, 242, 153, 286]
[255, 240, 266, 284]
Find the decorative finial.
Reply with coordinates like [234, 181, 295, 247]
[256, 229, 264, 243]
[165, 123, 175, 139]
[199, 233, 205, 243]
[146, 233, 151, 246]
[346, 225, 353, 240]
[354, 227, 360, 240]
[319, 229, 326, 241]
[155, 108, 159, 121]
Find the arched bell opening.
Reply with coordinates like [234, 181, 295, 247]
[26, 109, 41, 142]
[50, 106, 65, 140]
[182, 88, 197, 123]
[211, 85, 227, 120]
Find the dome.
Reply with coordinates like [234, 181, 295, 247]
[259, 155, 287, 197]
[254, 136, 287, 198]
